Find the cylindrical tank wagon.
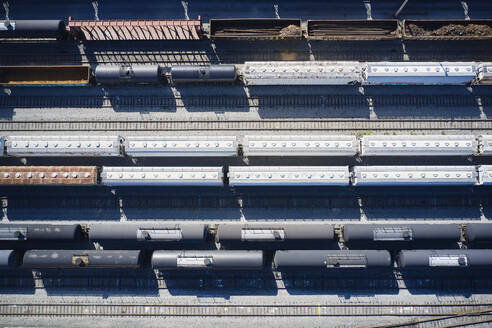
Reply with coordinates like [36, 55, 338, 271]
[397, 249, 492, 268]
[0, 250, 18, 267]
[22, 250, 142, 269]
[216, 224, 335, 248]
[465, 223, 492, 243]
[151, 250, 264, 270]
[170, 65, 236, 83]
[94, 65, 162, 85]
[89, 223, 207, 244]
[274, 250, 392, 270]
[0, 224, 83, 242]
[343, 224, 461, 243]
[0, 20, 67, 39]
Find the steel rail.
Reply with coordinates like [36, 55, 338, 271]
[0, 302, 491, 317]
[1, 95, 487, 110]
[0, 119, 491, 132]
[0, 275, 488, 291]
[371, 307, 492, 328]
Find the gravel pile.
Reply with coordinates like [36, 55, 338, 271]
[407, 23, 492, 36]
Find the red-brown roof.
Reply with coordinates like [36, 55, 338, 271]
[68, 17, 202, 41]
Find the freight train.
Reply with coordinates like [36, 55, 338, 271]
[1, 165, 492, 186]
[1, 18, 491, 41]
[4, 248, 492, 269]
[3, 134, 492, 186]
[1, 61, 492, 86]
[1, 222, 492, 269]
[0, 222, 491, 248]
[1, 134, 492, 158]
[0, 222, 492, 270]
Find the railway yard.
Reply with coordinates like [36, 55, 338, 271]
[3, 0, 492, 327]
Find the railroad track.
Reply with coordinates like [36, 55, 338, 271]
[0, 51, 312, 65]
[1, 95, 487, 110]
[372, 310, 492, 328]
[0, 302, 491, 317]
[0, 274, 489, 291]
[1, 119, 491, 132]
[3, 52, 492, 65]
[1, 47, 492, 65]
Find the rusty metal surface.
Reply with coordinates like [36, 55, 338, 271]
[307, 19, 399, 40]
[68, 17, 202, 41]
[402, 19, 492, 41]
[210, 18, 302, 40]
[0, 66, 90, 86]
[0, 166, 98, 185]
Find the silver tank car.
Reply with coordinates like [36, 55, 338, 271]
[398, 249, 492, 268]
[89, 223, 206, 243]
[171, 65, 236, 83]
[0, 250, 17, 267]
[0, 224, 83, 241]
[465, 224, 492, 242]
[22, 250, 142, 268]
[274, 250, 392, 269]
[152, 250, 264, 270]
[95, 65, 161, 84]
[343, 224, 461, 243]
[216, 224, 334, 244]
[0, 20, 66, 38]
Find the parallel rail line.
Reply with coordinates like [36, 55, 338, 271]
[373, 309, 492, 328]
[1, 95, 488, 109]
[0, 275, 489, 291]
[1, 49, 491, 65]
[0, 119, 491, 132]
[0, 302, 491, 317]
